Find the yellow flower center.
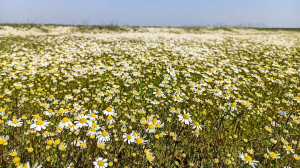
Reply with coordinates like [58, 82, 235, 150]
[54, 140, 60, 144]
[270, 152, 276, 158]
[13, 157, 20, 163]
[147, 155, 153, 162]
[106, 107, 112, 112]
[92, 123, 97, 127]
[62, 117, 69, 123]
[107, 115, 113, 120]
[97, 160, 104, 166]
[183, 114, 189, 119]
[58, 109, 64, 114]
[136, 137, 143, 144]
[148, 124, 155, 129]
[11, 151, 17, 156]
[0, 139, 6, 144]
[12, 120, 19, 124]
[244, 155, 252, 162]
[59, 144, 65, 150]
[36, 119, 44, 125]
[79, 118, 87, 123]
[102, 131, 108, 137]
[286, 146, 292, 151]
[155, 123, 161, 128]
[126, 135, 131, 139]
[28, 147, 33, 152]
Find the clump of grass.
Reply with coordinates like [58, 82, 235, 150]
[248, 27, 300, 32]
[180, 27, 205, 33]
[73, 25, 130, 33]
[0, 24, 50, 33]
[211, 27, 232, 31]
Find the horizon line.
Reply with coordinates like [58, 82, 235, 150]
[1, 22, 300, 29]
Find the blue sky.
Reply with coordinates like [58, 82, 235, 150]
[0, 0, 299, 27]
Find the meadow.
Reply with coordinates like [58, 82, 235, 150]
[0, 25, 299, 167]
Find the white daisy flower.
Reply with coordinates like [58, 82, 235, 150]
[97, 130, 110, 142]
[67, 162, 75, 168]
[71, 138, 82, 146]
[106, 115, 116, 125]
[4, 89, 12, 95]
[7, 118, 23, 127]
[73, 89, 81, 94]
[267, 149, 280, 159]
[132, 89, 139, 97]
[0, 108, 6, 116]
[102, 107, 115, 116]
[74, 114, 89, 128]
[93, 157, 108, 168]
[154, 120, 164, 129]
[239, 153, 259, 168]
[294, 96, 300, 103]
[170, 107, 177, 113]
[151, 99, 160, 105]
[283, 145, 294, 154]
[167, 67, 176, 76]
[22, 162, 42, 168]
[58, 117, 73, 129]
[178, 110, 192, 125]
[153, 90, 164, 98]
[174, 95, 183, 102]
[30, 119, 50, 131]
[73, 103, 82, 111]
[0, 135, 9, 145]
[79, 140, 87, 149]
[146, 122, 156, 133]
[193, 122, 203, 130]
[65, 94, 73, 100]
[123, 133, 135, 144]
